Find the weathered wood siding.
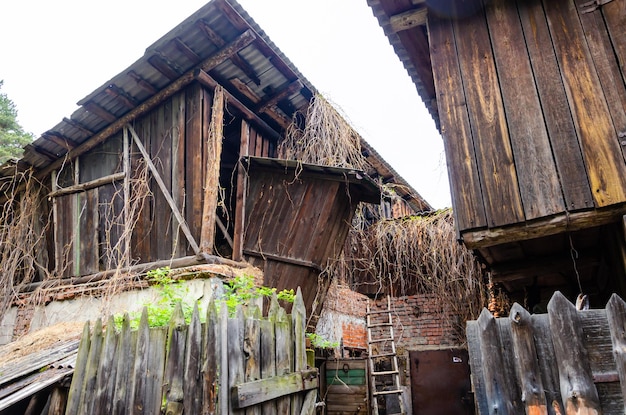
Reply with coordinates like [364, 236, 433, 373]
[429, 0, 626, 233]
[324, 359, 368, 414]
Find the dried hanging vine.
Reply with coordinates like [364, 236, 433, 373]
[0, 168, 51, 318]
[332, 209, 490, 342]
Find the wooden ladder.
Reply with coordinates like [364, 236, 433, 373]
[366, 295, 404, 415]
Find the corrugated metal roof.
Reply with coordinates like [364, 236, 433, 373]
[12, 0, 430, 211]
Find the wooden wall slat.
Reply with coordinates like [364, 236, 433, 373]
[543, 0, 626, 207]
[152, 101, 173, 261]
[78, 189, 99, 275]
[575, 0, 626, 164]
[453, 8, 524, 228]
[185, 84, 204, 256]
[427, 15, 487, 231]
[131, 115, 152, 262]
[517, 0, 593, 211]
[172, 92, 187, 257]
[602, 2, 626, 104]
[183, 306, 203, 415]
[530, 314, 565, 414]
[486, 0, 564, 220]
[606, 294, 626, 413]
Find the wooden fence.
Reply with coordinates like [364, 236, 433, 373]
[65, 287, 317, 414]
[467, 291, 626, 415]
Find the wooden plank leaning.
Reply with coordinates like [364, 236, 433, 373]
[547, 291, 601, 414]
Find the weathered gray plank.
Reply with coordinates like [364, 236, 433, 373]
[508, 303, 547, 414]
[203, 297, 219, 415]
[145, 327, 166, 415]
[78, 318, 103, 414]
[219, 300, 229, 415]
[231, 369, 318, 409]
[113, 314, 133, 415]
[299, 389, 317, 415]
[477, 308, 515, 415]
[229, 306, 246, 414]
[606, 294, 626, 413]
[184, 304, 203, 415]
[530, 314, 565, 415]
[244, 305, 261, 415]
[292, 287, 307, 415]
[163, 303, 187, 415]
[64, 321, 91, 414]
[466, 320, 489, 415]
[275, 303, 292, 415]
[261, 296, 278, 415]
[93, 316, 118, 414]
[132, 309, 150, 415]
[547, 291, 601, 414]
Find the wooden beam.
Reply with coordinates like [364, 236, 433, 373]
[243, 249, 321, 271]
[62, 117, 94, 137]
[43, 132, 78, 151]
[256, 80, 303, 114]
[231, 369, 318, 409]
[194, 69, 282, 141]
[148, 54, 181, 81]
[48, 172, 126, 198]
[128, 124, 201, 255]
[24, 144, 56, 161]
[462, 205, 626, 249]
[104, 84, 138, 109]
[172, 38, 201, 64]
[200, 86, 225, 254]
[83, 101, 117, 123]
[232, 120, 250, 261]
[128, 70, 158, 95]
[389, 7, 427, 33]
[32, 30, 256, 182]
[196, 20, 261, 85]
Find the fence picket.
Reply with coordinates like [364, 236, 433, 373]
[219, 301, 229, 415]
[145, 327, 166, 415]
[204, 297, 219, 415]
[509, 303, 548, 415]
[547, 291, 601, 414]
[261, 295, 279, 415]
[65, 321, 91, 414]
[94, 316, 118, 415]
[229, 306, 246, 414]
[477, 308, 514, 415]
[275, 303, 292, 414]
[78, 318, 103, 414]
[164, 303, 187, 415]
[244, 305, 262, 415]
[132, 309, 150, 415]
[606, 293, 626, 413]
[113, 314, 133, 414]
[292, 287, 307, 414]
[184, 304, 203, 414]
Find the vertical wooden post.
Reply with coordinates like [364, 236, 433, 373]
[123, 126, 131, 267]
[233, 120, 250, 261]
[606, 294, 626, 413]
[73, 158, 80, 276]
[292, 288, 307, 414]
[200, 86, 225, 254]
[51, 170, 60, 275]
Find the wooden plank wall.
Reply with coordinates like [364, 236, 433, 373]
[324, 359, 368, 414]
[428, 0, 626, 233]
[64, 287, 316, 415]
[467, 291, 626, 414]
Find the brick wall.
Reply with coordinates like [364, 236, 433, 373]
[316, 281, 463, 351]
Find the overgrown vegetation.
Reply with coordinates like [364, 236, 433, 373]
[334, 209, 489, 341]
[114, 271, 295, 329]
[0, 80, 33, 163]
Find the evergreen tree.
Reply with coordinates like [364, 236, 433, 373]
[0, 80, 33, 163]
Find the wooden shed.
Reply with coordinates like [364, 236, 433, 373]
[369, 0, 626, 307]
[0, 0, 429, 325]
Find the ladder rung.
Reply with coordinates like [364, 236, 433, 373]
[368, 322, 393, 328]
[367, 309, 391, 315]
[370, 352, 396, 359]
[373, 389, 403, 396]
[372, 371, 399, 377]
[369, 337, 394, 343]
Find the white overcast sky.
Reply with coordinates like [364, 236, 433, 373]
[0, 0, 450, 208]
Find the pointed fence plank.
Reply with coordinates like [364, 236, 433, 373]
[509, 303, 548, 415]
[530, 314, 565, 414]
[229, 306, 246, 414]
[261, 295, 279, 415]
[275, 303, 293, 415]
[164, 303, 187, 415]
[203, 298, 219, 415]
[93, 316, 118, 414]
[78, 318, 103, 415]
[547, 291, 601, 415]
[292, 287, 307, 414]
[113, 314, 133, 414]
[219, 301, 229, 415]
[606, 294, 626, 413]
[132, 309, 150, 415]
[477, 308, 514, 415]
[184, 304, 203, 415]
[65, 321, 91, 414]
[244, 305, 262, 415]
[145, 327, 166, 415]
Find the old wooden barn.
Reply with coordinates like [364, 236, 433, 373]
[369, 0, 626, 310]
[0, 0, 430, 330]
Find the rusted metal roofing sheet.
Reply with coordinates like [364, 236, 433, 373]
[0, 339, 78, 411]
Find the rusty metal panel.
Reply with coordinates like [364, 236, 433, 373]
[409, 349, 474, 415]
